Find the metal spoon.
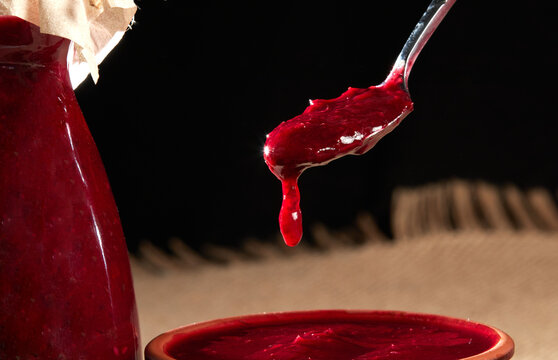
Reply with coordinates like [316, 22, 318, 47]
[264, 0, 457, 246]
[394, 0, 456, 90]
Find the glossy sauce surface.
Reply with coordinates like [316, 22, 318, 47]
[264, 74, 412, 246]
[165, 312, 500, 360]
[0, 16, 140, 358]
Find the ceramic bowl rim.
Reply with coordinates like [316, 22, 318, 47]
[144, 309, 514, 360]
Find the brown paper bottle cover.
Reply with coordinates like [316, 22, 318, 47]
[0, 0, 136, 87]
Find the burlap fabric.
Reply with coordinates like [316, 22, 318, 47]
[132, 179, 558, 359]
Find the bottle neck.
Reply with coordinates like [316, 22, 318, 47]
[0, 16, 70, 68]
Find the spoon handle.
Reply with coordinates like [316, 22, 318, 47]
[393, 0, 456, 89]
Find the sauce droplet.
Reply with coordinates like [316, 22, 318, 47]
[278, 178, 302, 246]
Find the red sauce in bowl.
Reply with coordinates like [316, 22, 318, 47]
[145, 310, 513, 360]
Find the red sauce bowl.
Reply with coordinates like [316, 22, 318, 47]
[145, 310, 514, 360]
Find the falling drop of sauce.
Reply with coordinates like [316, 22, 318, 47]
[264, 71, 413, 246]
[278, 178, 302, 247]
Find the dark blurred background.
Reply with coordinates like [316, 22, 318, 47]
[75, 0, 558, 254]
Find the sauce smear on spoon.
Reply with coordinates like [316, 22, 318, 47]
[264, 69, 412, 246]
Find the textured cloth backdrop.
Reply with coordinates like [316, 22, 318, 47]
[132, 180, 558, 359]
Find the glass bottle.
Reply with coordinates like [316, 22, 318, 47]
[0, 16, 140, 359]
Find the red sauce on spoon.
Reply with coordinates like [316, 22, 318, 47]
[263, 70, 412, 246]
[264, 0, 456, 246]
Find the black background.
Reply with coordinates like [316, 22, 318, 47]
[75, 0, 558, 253]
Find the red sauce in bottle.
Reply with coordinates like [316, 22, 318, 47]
[0, 16, 140, 359]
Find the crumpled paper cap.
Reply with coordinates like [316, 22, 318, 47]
[0, 0, 136, 88]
